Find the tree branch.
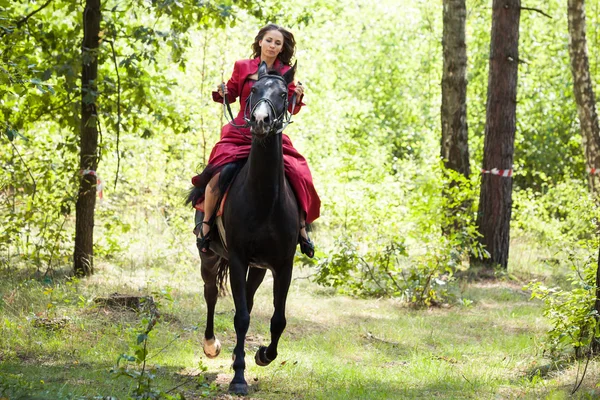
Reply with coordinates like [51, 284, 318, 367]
[15, 0, 54, 28]
[6, 134, 37, 200]
[520, 7, 552, 19]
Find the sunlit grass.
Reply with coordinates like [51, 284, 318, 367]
[1, 214, 599, 399]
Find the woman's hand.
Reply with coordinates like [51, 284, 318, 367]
[294, 82, 304, 97]
[217, 83, 228, 97]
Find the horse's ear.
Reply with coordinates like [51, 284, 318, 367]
[283, 62, 296, 85]
[258, 61, 268, 79]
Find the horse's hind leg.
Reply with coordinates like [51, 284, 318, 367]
[200, 252, 222, 358]
[255, 262, 293, 367]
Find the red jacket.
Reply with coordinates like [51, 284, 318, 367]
[212, 57, 305, 115]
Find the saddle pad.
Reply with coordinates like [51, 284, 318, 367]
[216, 216, 227, 251]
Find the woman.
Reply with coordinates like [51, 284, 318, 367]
[191, 24, 320, 258]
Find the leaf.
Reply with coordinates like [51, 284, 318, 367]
[137, 333, 148, 344]
[135, 347, 148, 363]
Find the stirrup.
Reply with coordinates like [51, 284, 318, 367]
[197, 221, 212, 253]
[298, 225, 315, 258]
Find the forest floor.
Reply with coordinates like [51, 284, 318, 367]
[1, 247, 599, 399]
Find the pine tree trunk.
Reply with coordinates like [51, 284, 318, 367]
[441, 0, 470, 177]
[568, 1, 600, 349]
[74, 0, 101, 277]
[568, 0, 600, 192]
[475, 0, 521, 269]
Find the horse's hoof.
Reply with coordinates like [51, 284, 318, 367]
[203, 337, 221, 359]
[255, 346, 272, 367]
[229, 382, 248, 395]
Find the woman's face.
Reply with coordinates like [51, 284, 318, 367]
[259, 30, 284, 59]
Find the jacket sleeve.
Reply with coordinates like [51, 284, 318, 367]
[212, 61, 241, 104]
[287, 81, 306, 115]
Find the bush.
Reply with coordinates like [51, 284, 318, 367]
[512, 180, 598, 246]
[314, 163, 486, 306]
[527, 247, 600, 359]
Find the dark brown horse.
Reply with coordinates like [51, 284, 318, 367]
[188, 61, 300, 395]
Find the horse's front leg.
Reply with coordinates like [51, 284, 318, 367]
[229, 254, 251, 395]
[255, 261, 293, 366]
[246, 267, 267, 314]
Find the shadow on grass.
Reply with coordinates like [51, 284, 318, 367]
[0, 359, 238, 399]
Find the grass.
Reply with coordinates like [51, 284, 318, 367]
[1, 256, 600, 400]
[1, 214, 599, 399]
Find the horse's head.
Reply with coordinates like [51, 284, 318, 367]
[248, 61, 296, 138]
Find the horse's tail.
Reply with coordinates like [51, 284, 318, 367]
[186, 186, 204, 208]
[216, 258, 229, 296]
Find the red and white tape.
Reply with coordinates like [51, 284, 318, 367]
[587, 167, 600, 175]
[481, 168, 513, 177]
[80, 169, 103, 199]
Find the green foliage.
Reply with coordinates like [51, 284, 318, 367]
[315, 163, 486, 306]
[527, 248, 600, 359]
[0, 125, 79, 271]
[512, 179, 598, 246]
[0, 371, 41, 399]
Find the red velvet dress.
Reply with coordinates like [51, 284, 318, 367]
[191, 58, 321, 224]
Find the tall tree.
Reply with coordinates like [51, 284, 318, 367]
[567, 0, 600, 351]
[475, 0, 521, 268]
[568, 0, 600, 192]
[1, 1, 279, 275]
[441, 0, 470, 177]
[74, 0, 101, 276]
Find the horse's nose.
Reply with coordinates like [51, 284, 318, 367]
[252, 106, 270, 124]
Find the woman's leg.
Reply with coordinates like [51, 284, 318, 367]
[300, 216, 308, 241]
[200, 172, 221, 240]
[298, 212, 314, 258]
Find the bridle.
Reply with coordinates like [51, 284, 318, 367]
[221, 74, 297, 136]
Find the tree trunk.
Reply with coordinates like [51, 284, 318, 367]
[74, 0, 101, 277]
[441, 0, 470, 177]
[568, 0, 600, 192]
[475, 0, 521, 269]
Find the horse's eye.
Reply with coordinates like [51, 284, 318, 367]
[251, 87, 256, 93]
[281, 92, 287, 98]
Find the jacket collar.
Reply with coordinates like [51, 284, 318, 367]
[252, 56, 285, 72]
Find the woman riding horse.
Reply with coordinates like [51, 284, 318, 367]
[191, 24, 320, 257]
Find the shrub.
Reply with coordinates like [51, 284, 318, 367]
[314, 163, 485, 306]
[527, 247, 600, 359]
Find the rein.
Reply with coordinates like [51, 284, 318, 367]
[221, 75, 298, 136]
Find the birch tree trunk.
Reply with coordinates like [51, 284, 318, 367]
[568, 0, 600, 192]
[441, 0, 470, 177]
[74, 0, 101, 276]
[475, 0, 521, 269]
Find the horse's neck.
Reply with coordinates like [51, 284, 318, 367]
[245, 134, 285, 202]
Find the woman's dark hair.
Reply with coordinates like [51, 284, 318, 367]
[251, 24, 296, 66]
